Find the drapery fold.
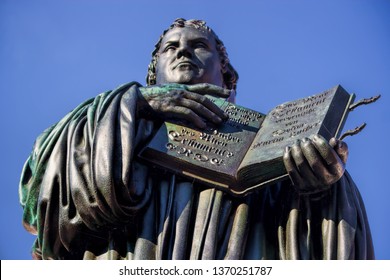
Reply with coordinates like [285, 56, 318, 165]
[19, 82, 374, 260]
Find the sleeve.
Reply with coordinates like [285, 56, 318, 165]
[19, 82, 153, 259]
[276, 171, 375, 259]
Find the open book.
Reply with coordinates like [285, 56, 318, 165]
[138, 85, 355, 196]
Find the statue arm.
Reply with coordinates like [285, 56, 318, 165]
[19, 82, 152, 259]
[19, 82, 232, 259]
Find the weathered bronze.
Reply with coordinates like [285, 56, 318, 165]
[339, 123, 367, 140]
[139, 85, 356, 196]
[19, 18, 374, 260]
[349, 94, 381, 111]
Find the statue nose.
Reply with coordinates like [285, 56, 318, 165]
[177, 46, 192, 59]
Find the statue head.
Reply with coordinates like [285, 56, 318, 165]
[146, 18, 238, 92]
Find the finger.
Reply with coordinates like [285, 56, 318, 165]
[312, 135, 345, 179]
[290, 140, 319, 187]
[312, 134, 340, 165]
[183, 91, 228, 120]
[166, 106, 207, 129]
[178, 98, 223, 124]
[300, 137, 335, 185]
[283, 146, 306, 188]
[186, 83, 231, 98]
[329, 138, 348, 165]
[140, 84, 186, 95]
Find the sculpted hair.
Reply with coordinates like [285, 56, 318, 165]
[146, 18, 239, 90]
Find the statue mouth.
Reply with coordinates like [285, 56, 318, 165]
[174, 61, 198, 70]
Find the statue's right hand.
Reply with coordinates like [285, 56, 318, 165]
[137, 83, 231, 128]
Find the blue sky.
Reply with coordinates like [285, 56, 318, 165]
[1, 0, 389, 260]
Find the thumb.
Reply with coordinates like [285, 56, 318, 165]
[330, 137, 348, 165]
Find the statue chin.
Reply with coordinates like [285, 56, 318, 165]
[170, 68, 202, 85]
[175, 73, 196, 84]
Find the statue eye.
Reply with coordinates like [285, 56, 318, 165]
[165, 46, 174, 51]
[163, 44, 177, 52]
[194, 42, 208, 49]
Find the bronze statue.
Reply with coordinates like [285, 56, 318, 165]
[19, 18, 374, 259]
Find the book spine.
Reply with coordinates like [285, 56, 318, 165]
[335, 93, 356, 138]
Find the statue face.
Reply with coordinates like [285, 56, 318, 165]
[155, 26, 224, 86]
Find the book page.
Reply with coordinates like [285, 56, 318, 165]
[139, 96, 265, 182]
[239, 86, 345, 172]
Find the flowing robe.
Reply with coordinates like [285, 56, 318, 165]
[19, 82, 374, 259]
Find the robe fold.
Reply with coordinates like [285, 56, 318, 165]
[19, 82, 374, 259]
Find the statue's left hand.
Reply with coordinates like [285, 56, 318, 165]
[283, 134, 348, 193]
